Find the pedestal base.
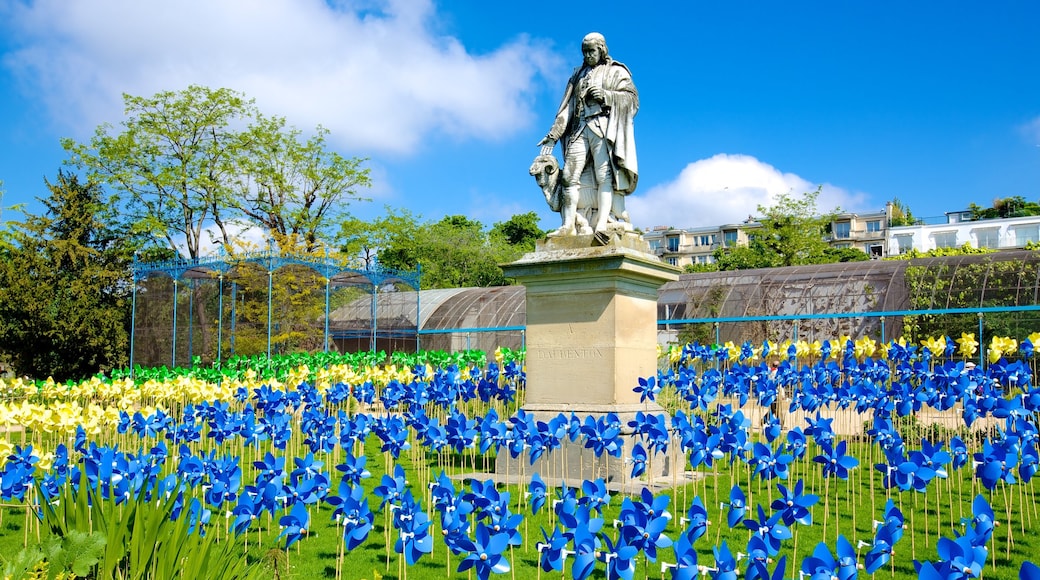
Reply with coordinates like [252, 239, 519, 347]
[493, 404, 675, 486]
[496, 234, 680, 486]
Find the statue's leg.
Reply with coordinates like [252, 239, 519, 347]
[561, 135, 589, 236]
[612, 193, 629, 223]
[587, 132, 614, 233]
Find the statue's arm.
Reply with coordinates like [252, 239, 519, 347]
[540, 77, 576, 145]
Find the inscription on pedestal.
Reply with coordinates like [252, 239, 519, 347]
[532, 347, 605, 360]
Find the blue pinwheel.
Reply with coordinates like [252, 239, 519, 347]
[635, 375, 661, 402]
[339, 484, 374, 550]
[664, 525, 699, 580]
[684, 496, 709, 542]
[750, 442, 792, 481]
[569, 526, 600, 580]
[746, 554, 786, 580]
[975, 437, 1018, 490]
[929, 533, 988, 579]
[722, 484, 747, 528]
[961, 494, 996, 547]
[457, 522, 511, 580]
[374, 464, 408, 511]
[770, 479, 817, 526]
[579, 478, 611, 515]
[710, 540, 738, 580]
[528, 472, 547, 515]
[598, 531, 639, 580]
[743, 504, 792, 557]
[278, 500, 310, 548]
[335, 450, 370, 486]
[814, 440, 859, 479]
[629, 443, 649, 478]
[537, 527, 569, 573]
[801, 536, 856, 580]
[393, 500, 434, 565]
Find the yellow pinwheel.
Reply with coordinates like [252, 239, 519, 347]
[956, 332, 979, 358]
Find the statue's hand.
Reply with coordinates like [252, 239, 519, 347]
[588, 85, 605, 103]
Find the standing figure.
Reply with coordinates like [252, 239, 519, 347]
[538, 32, 638, 238]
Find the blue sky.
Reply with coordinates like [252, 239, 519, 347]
[1, 0, 1038, 239]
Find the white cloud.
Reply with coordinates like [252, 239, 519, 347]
[1, 0, 559, 154]
[628, 153, 871, 230]
[1021, 116, 1040, 145]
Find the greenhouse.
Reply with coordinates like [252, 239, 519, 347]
[130, 249, 1040, 368]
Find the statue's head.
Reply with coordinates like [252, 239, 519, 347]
[581, 32, 608, 66]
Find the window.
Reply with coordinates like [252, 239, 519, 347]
[974, 228, 999, 249]
[667, 237, 679, 252]
[834, 222, 851, 239]
[699, 234, 714, 246]
[1015, 225, 1040, 246]
[896, 234, 914, 254]
[648, 239, 661, 251]
[869, 244, 883, 258]
[866, 220, 882, 233]
[723, 231, 738, 246]
[666, 257, 678, 266]
[933, 231, 958, 249]
[833, 243, 851, 249]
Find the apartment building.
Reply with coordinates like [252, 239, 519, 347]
[643, 207, 891, 267]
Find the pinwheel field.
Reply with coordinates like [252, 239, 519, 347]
[1, 336, 1040, 579]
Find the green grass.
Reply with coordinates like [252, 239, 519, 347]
[1, 434, 1032, 580]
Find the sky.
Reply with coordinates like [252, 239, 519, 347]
[1, 0, 1038, 240]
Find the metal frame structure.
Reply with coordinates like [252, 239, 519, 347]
[129, 245, 420, 370]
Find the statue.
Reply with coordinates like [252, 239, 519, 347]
[534, 32, 639, 241]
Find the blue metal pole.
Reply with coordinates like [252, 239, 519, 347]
[267, 269, 273, 362]
[130, 275, 138, 377]
[171, 279, 179, 368]
[324, 272, 331, 353]
[416, 264, 422, 352]
[370, 283, 377, 353]
[978, 312, 985, 370]
[230, 281, 237, 358]
[217, 274, 224, 367]
[187, 279, 194, 365]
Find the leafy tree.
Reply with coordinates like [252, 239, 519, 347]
[711, 188, 837, 270]
[377, 214, 524, 289]
[969, 196, 1040, 220]
[337, 207, 421, 270]
[757, 188, 837, 266]
[63, 85, 369, 258]
[231, 124, 370, 251]
[888, 198, 917, 226]
[821, 246, 870, 263]
[0, 172, 137, 380]
[491, 211, 544, 251]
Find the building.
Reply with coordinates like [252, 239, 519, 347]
[825, 208, 890, 258]
[888, 212, 1040, 254]
[642, 206, 892, 267]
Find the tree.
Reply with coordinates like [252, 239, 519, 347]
[969, 196, 1040, 220]
[888, 198, 917, 226]
[337, 207, 421, 270]
[63, 85, 369, 258]
[231, 124, 370, 252]
[0, 172, 137, 380]
[376, 214, 530, 289]
[711, 188, 838, 270]
[491, 212, 544, 251]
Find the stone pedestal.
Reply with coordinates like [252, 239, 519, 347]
[496, 233, 681, 485]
